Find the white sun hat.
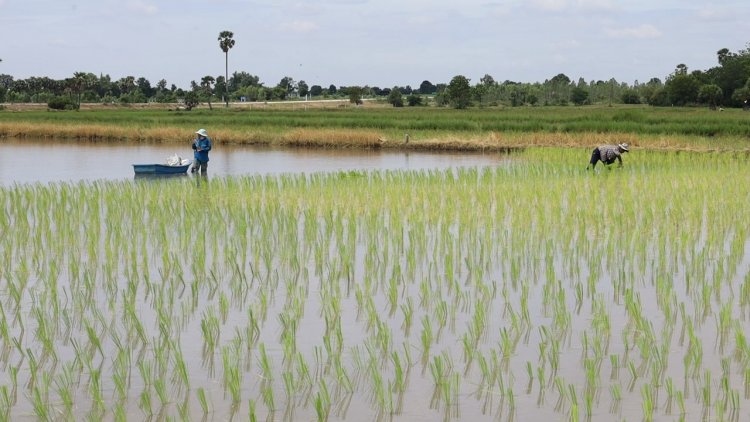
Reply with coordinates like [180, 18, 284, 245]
[195, 128, 208, 137]
[618, 143, 629, 151]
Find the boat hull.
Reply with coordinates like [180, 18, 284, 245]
[132, 163, 191, 174]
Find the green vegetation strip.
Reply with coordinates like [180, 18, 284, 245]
[1, 106, 750, 150]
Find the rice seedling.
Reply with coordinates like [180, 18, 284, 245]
[2, 146, 750, 421]
[314, 380, 331, 422]
[195, 386, 210, 417]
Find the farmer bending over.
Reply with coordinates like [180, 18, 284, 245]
[587, 143, 629, 170]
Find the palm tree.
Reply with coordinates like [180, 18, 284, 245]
[200, 76, 215, 110]
[218, 31, 235, 107]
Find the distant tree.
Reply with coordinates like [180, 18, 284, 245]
[528, 93, 539, 105]
[732, 84, 750, 107]
[446, 75, 471, 109]
[298, 80, 309, 98]
[183, 91, 199, 110]
[136, 77, 154, 98]
[697, 84, 723, 108]
[328, 84, 337, 95]
[218, 30, 235, 107]
[387, 87, 403, 107]
[665, 65, 699, 106]
[480, 74, 496, 87]
[570, 86, 589, 105]
[0, 73, 11, 103]
[215, 76, 227, 101]
[310, 85, 323, 97]
[647, 86, 669, 106]
[406, 94, 423, 106]
[67, 72, 92, 106]
[419, 80, 436, 94]
[621, 88, 641, 104]
[118, 76, 136, 96]
[48, 96, 78, 110]
[546, 73, 572, 105]
[200, 75, 215, 110]
[717, 48, 734, 65]
[348, 86, 364, 105]
[708, 45, 750, 106]
[472, 83, 488, 105]
[277, 76, 295, 96]
[230, 71, 260, 89]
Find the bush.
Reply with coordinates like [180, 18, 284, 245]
[406, 94, 423, 106]
[621, 89, 641, 104]
[182, 92, 200, 111]
[47, 96, 79, 110]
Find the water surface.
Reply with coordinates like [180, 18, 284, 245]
[0, 138, 505, 186]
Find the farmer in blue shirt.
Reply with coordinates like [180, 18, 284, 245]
[191, 128, 212, 173]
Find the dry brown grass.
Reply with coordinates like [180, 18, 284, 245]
[391, 131, 750, 153]
[280, 128, 385, 148]
[2, 120, 747, 153]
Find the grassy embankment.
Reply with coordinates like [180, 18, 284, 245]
[1, 102, 749, 151]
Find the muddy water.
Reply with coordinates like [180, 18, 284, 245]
[0, 138, 506, 186]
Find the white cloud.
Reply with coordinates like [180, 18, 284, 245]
[280, 20, 319, 33]
[605, 24, 661, 39]
[127, 0, 158, 16]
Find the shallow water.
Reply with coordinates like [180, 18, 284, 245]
[0, 138, 505, 186]
[3, 147, 749, 421]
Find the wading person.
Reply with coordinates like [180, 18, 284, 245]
[587, 143, 629, 170]
[191, 128, 212, 173]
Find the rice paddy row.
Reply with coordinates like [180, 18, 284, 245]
[1, 148, 749, 420]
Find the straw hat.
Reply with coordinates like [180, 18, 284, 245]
[195, 128, 208, 137]
[618, 143, 629, 151]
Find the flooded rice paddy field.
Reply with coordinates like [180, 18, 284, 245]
[0, 138, 503, 186]
[1, 147, 749, 421]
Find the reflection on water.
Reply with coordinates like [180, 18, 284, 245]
[0, 138, 506, 186]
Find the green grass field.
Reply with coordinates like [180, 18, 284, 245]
[2, 104, 749, 151]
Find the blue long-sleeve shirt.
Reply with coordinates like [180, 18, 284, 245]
[192, 136, 212, 162]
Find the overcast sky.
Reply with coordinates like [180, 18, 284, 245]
[1, 0, 748, 90]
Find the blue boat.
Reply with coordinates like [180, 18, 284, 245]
[132, 163, 191, 175]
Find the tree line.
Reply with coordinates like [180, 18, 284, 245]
[0, 43, 748, 110]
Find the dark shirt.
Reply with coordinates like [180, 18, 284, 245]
[598, 145, 623, 165]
